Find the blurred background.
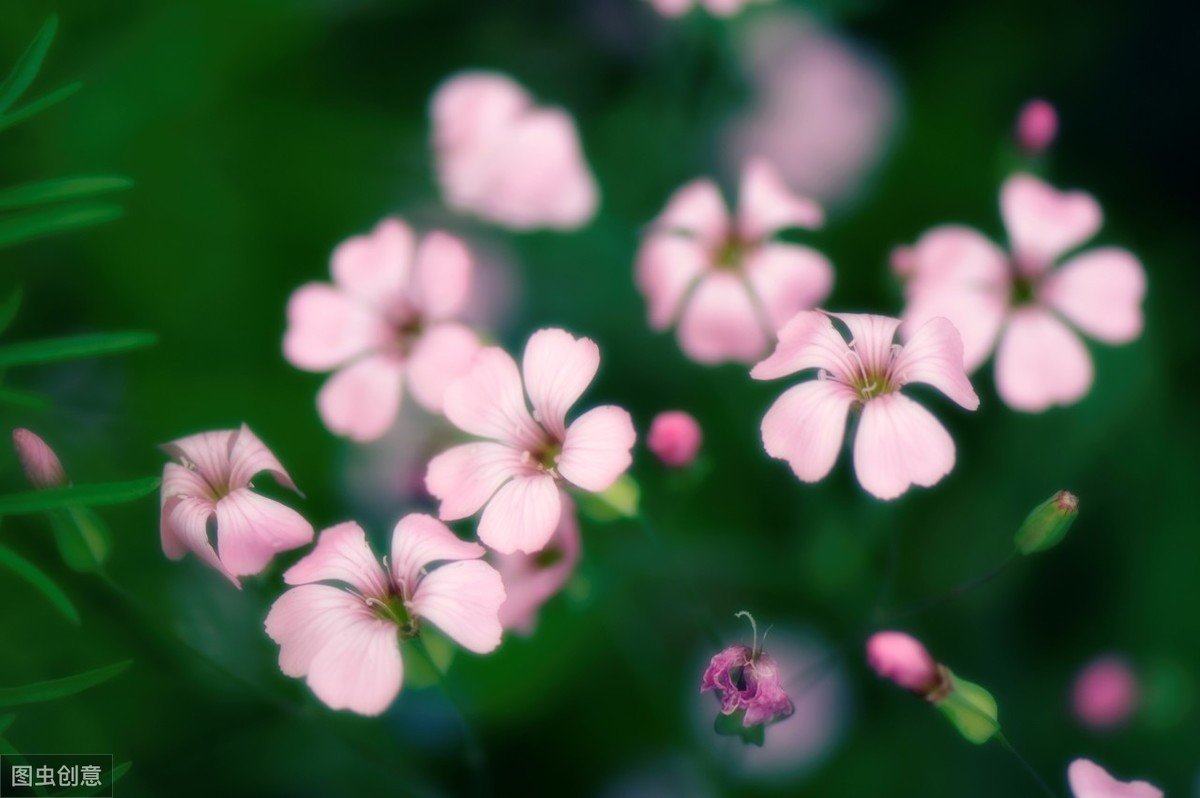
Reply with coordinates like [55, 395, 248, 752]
[1, 0, 1196, 795]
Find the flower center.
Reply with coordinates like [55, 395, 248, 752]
[522, 436, 563, 474]
[1011, 273, 1037, 307]
[390, 314, 425, 357]
[841, 343, 901, 403]
[368, 594, 419, 638]
[713, 235, 751, 271]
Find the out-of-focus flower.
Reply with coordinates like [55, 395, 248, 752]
[265, 515, 505, 716]
[646, 410, 702, 468]
[426, 328, 636, 554]
[430, 71, 598, 231]
[898, 173, 1147, 412]
[160, 425, 312, 587]
[12, 428, 67, 489]
[1068, 759, 1162, 798]
[1072, 656, 1140, 731]
[1015, 490, 1079, 554]
[866, 631, 941, 695]
[493, 494, 582, 634]
[284, 218, 481, 442]
[701, 644, 794, 728]
[1016, 99, 1058, 155]
[647, 0, 770, 18]
[753, 311, 979, 500]
[637, 159, 833, 365]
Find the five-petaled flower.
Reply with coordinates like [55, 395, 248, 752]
[701, 644, 794, 728]
[265, 514, 505, 716]
[752, 311, 979, 500]
[284, 217, 481, 442]
[426, 328, 637, 554]
[160, 425, 313, 587]
[1068, 759, 1161, 798]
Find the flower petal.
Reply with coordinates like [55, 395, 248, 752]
[826, 312, 902, 377]
[743, 242, 834, 332]
[390, 513, 485, 596]
[431, 71, 529, 156]
[477, 474, 561, 554]
[442, 347, 541, 447]
[902, 224, 1009, 288]
[1001, 173, 1101, 273]
[161, 494, 237, 586]
[214, 488, 314, 577]
[266, 584, 372, 677]
[228, 424, 299, 493]
[653, 178, 729, 248]
[412, 560, 506, 653]
[410, 231, 473, 320]
[494, 498, 581, 634]
[282, 283, 387, 372]
[316, 354, 405, 442]
[425, 442, 525, 521]
[557, 405, 636, 492]
[161, 430, 234, 491]
[283, 521, 389, 598]
[853, 393, 956, 500]
[891, 317, 980, 410]
[677, 272, 770, 364]
[1066, 759, 1162, 798]
[737, 158, 824, 240]
[751, 310, 856, 381]
[522, 329, 599, 441]
[405, 322, 481, 413]
[995, 308, 1093, 412]
[1041, 248, 1146, 344]
[305, 606, 403, 716]
[635, 234, 708, 330]
[760, 378, 856, 483]
[331, 218, 413, 305]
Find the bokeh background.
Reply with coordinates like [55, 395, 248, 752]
[1, 0, 1197, 795]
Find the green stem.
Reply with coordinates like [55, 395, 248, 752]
[409, 636, 491, 797]
[878, 553, 1019, 623]
[995, 733, 1060, 798]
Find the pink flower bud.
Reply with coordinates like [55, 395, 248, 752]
[866, 631, 942, 695]
[1016, 99, 1058, 155]
[1072, 655, 1139, 730]
[646, 411, 702, 468]
[12, 428, 67, 489]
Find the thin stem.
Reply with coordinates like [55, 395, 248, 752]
[879, 553, 1019, 623]
[996, 733, 1060, 798]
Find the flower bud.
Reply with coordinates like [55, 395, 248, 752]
[866, 631, 941, 694]
[12, 428, 68, 489]
[935, 670, 1000, 744]
[1016, 98, 1058, 155]
[1014, 490, 1079, 554]
[647, 411, 702, 468]
[1072, 655, 1139, 730]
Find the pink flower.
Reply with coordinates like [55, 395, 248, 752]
[12, 428, 67, 489]
[1068, 759, 1162, 798]
[898, 173, 1146, 412]
[637, 159, 833, 365]
[648, 0, 770, 17]
[493, 495, 582, 635]
[430, 72, 598, 231]
[866, 631, 942, 695]
[701, 644, 794, 727]
[265, 515, 505, 716]
[752, 311, 979, 500]
[283, 218, 481, 442]
[426, 328, 636, 554]
[1072, 655, 1139, 731]
[646, 410, 702, 468]
[160, 425, 313, 587]
[1016, 99, 1058, 155]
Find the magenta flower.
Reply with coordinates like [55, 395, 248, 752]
[1016, 99, 1058, 155]
[430, 72, 598, 231]
[265, 515, 505, 716]
[647, 0, 770, 17]
[160, 425, 313, 587]
[898, 173, 1146, 412]
[12, 428, 67, 489]
[493, 495, 582, 635]
[636, 158, 833, 365]
[1072, 655, 1139, 731]
[283, 218, 481, 442]
[426, 328, 636, 554]
[866, 631, 942, 695]
[646, 410, 703, 468]
[701, 645, 794, 728]
[752, 311, 979, 500]
[1068, 759, 1162, 798]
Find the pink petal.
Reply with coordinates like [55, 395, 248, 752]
[161, 494, 238, 586]
[282, 283, 386, 372]
[13, 428, 67, 489]
[425, 442, 525, 521]
[743, 242, 834, 332]
[826, 312, 902, 377]
[303, 601, 403, 716]
[442, 347, 541, 448]
[760, 378, 856, 483]
[737, 158, 824, 241]
[283, 521, 389, 598]
[751, 310, 856, 381]
[1067, 759, 1162, 798]
[902, 224, 1010, 289]
[495, 498, 581, 633]
[902, 284, 1008, 374]
[522, 329, 599, 441]
[477, 473, 561, 554]
[853, 393, 956, 500]
[228, 424, 299, 493]
[891, 317, 980, 410]
[411, 559, 506, 654]
[557, 405, 636, 492]
[1041, 248, 1146, 344]
[1001, 173, 1102, 274]
[431, 72, 529, 156]
[265, 584, 375, 678]
[214, 488, 314, 576]
[160, 461, 210, 504]
[331, 218, 413, 304]
[410, 231, 473, 321]
[162, 430, 234, 491]
[677, 272, 770, 364]
[404, 322, 481, 413]
[654, 178, 730, 248]
[635, 235, 709, 330]
[316, 354, 405, 442]
[648, 0, 693, 16]
[389, 513, 485, 596]
[995, 308, 1093, 412]
[646, 410, 703, 468]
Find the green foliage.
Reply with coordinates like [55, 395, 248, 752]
[0, 177, 133, 211]
[47, 506, 113, 572]
[0, 660, 132, 708]
[0, 331, 157, 368]
[0, 285, 21, 334]
[0, 477, 161, 516]
[713, 709, 765, 746]
[0, 542, 79, 623]
[0, 15, 58, 115]
[0, 202, 125, 248]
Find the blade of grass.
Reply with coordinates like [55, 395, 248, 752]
[0, 16, 58, 115]
[0, 477, 160, 516]
[0, 201, 122, 249]
[0, 660, 132, 708]
[0, 177, 132, 211]
[0, 331, 156, 368]
[0, 81, 82, 133]
[0, 544, 79, 623]
[0, 285, 21, 334]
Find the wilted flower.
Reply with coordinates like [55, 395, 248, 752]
[646, 410, 702, 468]
[493, 495, 582, 634]
[12, 428, 67, 489]
[265, 515, 505, 716]
[1068, 759, 1161, 798]
[1072, 656, 1139, 731]
[1016, 99, 1058, 155]
[284, 218, 481, 442]
[701, 620, 794, 729]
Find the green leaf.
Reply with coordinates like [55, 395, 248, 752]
[0, 330, 156, 368]
[0, 385, 49, 409]
[576, 474, 641, 522]
[713, 710, 765, 746]
[0, 200, 122, 249]
[0, 477, 160, 516]
[0, 16, 58, 115]
[48, 506, 111, 571]
[0, 177, 133, 211]
[0, 543, 79, 623]
[0, 81, 82, 134]
[0, 660, 132, 708]
[0, 713, 14, 734]
[0, 285, 22, 334]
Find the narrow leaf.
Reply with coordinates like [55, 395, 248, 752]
[0, 201, 122, 249]
[48, 506, 111, 571]
[0, 660, 132, 708]
[0, 16, 58, 115]
[0, 714, 14, 734]
[0, 331, 156, 368]
[0, 285, 21, 334]
[0, 81, 82, 134]
[0, 544, 79, 623]
[0, 177, 133, 211]
[0, 385, 49, 409]
[0, 477, 160, 515]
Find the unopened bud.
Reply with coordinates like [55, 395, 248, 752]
[935, 670, 1000, 745]
[1016, 99, 1058, 155]
[867, 631, 942, 694]
[12, 428, 68, 489]
[1014, 490, 1079, 554]
[647, 411, 702, 468]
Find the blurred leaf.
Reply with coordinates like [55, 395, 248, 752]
[0, 177, 133, 211]
[0, 15, 57, 115]
[0, 477, 160, 516]
[713, 710, 765, 746]
[576, 474, 641, 522]
[0, 285, 21, 334]
[0, 714, 14, 734]
[0, 330, 156, 368]
[47, 506, 112, 571]
[0, 385, 49, 409]
[0, 200, 122, 248]
[0, 660, 132, 708]
[404, 630, 456, 689]
[0, 543, 79, 624]
[0, 81, 82, 134]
